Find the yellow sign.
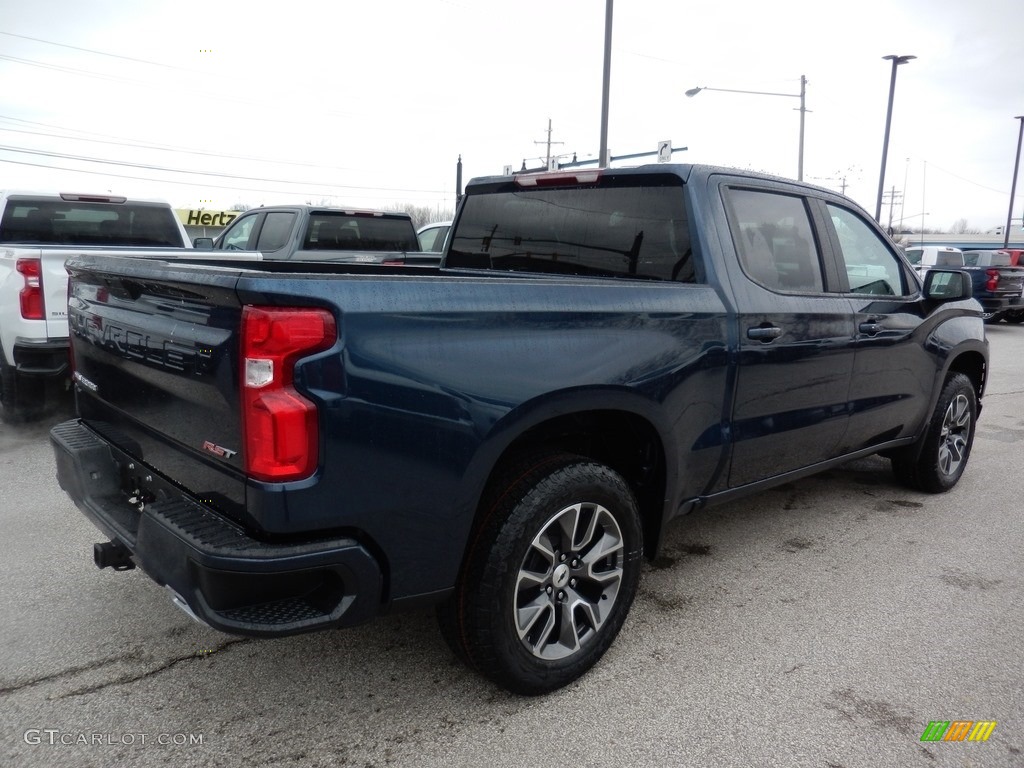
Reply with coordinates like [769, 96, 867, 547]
[175, 209, 240, 228]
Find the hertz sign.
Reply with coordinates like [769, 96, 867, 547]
[175, 209, 240, 228]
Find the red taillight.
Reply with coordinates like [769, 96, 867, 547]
[985, 269, 999, 292]
[17, 258, 44, 320]
[514, 170, 603, 187]
[240, 306, 336, 482]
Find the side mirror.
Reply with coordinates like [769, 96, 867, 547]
[193, 237, 214, 250]
[923, 269, 972, 301]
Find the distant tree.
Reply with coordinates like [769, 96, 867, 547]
[385, 204, 455, 230]
[950, 218, 981, 235]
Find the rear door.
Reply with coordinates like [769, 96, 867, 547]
[716, 178, 857, 487]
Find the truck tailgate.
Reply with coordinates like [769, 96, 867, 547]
[995, 268, 1024, 297]
[66, 255, 248, 521]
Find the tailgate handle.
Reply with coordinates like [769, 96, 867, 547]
[747, 325, 782, 341]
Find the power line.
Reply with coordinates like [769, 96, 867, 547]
[0, 30, 205, 74]
[922, 160, 1006, 196]
[0, 122, 358, 174]
[0, 157, 450, 202]
[0, 144, 446, 194]
[0, 53, 355, 116]
[0, 52, 161, 87]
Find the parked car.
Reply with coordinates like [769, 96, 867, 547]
[998, 248, 1024, 266]
[903, 245, 964, 271]
[987, 250, 1024, 323]
[906, 246, 1024, 322]
[416, 220, 452, 252]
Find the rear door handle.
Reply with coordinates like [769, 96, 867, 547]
[747, 326, 783, 341]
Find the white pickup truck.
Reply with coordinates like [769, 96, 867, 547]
[0, 191, 193, 422]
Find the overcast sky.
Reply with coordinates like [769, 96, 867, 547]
[2, 0, 1022, 233]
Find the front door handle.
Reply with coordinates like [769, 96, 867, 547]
[747, 325, 783, 341]
[859, 321, 883, 336]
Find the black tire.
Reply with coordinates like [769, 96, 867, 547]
[438, 452, 643, 695]
[891, 372, 977, 493]
[1003, 310, 1024, 324]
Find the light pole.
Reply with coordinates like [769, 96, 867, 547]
[598, 0, 613, 168]
[685, 75, 807, 181]
[1003, 115, 1024, 249]
[874, 54, 915, 222]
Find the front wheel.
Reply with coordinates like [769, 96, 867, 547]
[438, 452, 643, 695]
[891, 372, 977, 493]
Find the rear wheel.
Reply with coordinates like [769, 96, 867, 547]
[891, 373, 977, 493]
[438, 452, 643, 695]
[1003, 310, 1024, 324]
[0, 351, 45, 424]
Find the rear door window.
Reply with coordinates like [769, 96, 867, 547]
[724, 188, 824, 293]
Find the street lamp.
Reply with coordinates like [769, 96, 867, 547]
[874, 54, 915, 222]
[1003, 115, 1024, 249]
[685, 75, 807, 181]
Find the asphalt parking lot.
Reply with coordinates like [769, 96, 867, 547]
[2, 326, 1022, 768]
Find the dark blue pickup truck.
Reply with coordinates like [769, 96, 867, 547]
[51, 165, 988, 694]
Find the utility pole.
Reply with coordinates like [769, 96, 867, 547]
[456, 155, 463, 205]
[797, 74, 806, 182]
[534, 119, 564, 170]
[884, 186, 903, 234]
[1005, 116, 1024, 248]
[598, 0, 613, 167]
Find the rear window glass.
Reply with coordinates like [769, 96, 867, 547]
[447, 176, 694, 282]
[725, 188, 824, 292]
[0, 199, 183, 247]
[963, 250, 1011, 267]
[302, 215, 418, 252]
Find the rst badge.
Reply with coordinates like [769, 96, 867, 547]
[201, 440, 237, 459]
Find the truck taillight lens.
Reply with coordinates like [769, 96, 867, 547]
[985, 269, 999, 292]
[17, 258, 44, 320]
[240, 306, 336, 482]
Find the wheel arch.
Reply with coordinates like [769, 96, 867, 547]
[461, 392, 674, 566]
[945, 347, 987, 404]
